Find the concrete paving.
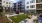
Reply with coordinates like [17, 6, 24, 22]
[5, 13, 24, 17]
[5, 13, 18, 17]
[25, 15, 37, 23]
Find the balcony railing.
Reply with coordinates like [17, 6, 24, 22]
[36, 0, 42, 3]
[37, 8, 42, 10]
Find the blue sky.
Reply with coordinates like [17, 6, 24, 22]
[14, 0, 19, 3]
[10, 0, 19, 3]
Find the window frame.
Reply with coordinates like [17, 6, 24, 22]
[38, 4, 42, 8]
[38, 0, 42, 3]
[30, 0, 35, 3]
[6, 2, 8, 4]
[27, 6, 29, 8]
[30, 5, 35, 8]
[27, 1, 29, 4]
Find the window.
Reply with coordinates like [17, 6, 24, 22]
[30, 0, 35, 3]
[3, 1, 5, 3]
[30, 5, 35, 8]
[27, 6, 29, 8]
[6, 2, 8, 4]
[38, 0, 42, 3]
[30, 10, 36, 14]
[9, 2, 10, 4]
[27, 1, 29, 4]
[38, 4, 42, 8]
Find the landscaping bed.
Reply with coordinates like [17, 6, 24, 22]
[9, 14, 29, 23]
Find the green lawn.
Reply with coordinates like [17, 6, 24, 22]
[9, 14, 30, 23]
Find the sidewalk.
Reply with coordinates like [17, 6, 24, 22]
[5, 13, 18, 17]
[25, 15, 37, 23]
[19, 13, 24, 15]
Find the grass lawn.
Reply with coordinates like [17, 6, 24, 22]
[9, 14, 30, 23]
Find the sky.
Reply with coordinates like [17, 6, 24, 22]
[10, 0, 19, 3]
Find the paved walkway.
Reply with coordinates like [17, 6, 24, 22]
[5, 13, 18, 17]
[25, 15, 37, 23]
[5, 13, 24, 17]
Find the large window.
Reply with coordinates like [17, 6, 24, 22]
[30, 10, 36, 14]
[38, 0, 42, 3]
[27, 6, 29, 8]
[30, 0, 35, 3]
[30, 5, 35, 8]
[37, 10, 42, 14]
[6, 2, 8, 4]
[27, 1, 29, 4]
[3, 1, 5, 3]
[38, 4, 42, 8]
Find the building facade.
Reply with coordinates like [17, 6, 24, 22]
[15, 0, 25, 12]
[19, 0, 42, 14]
[0, 0, 3, 12]
[2, 0, 13, 8]
[14, 0, 42, 14]
[18, 0, 36, 14]
[0, 0, 2, 6]
[25, 0, 36, 14]
[2, 0, 14, 12]
[36, 0, 42, 14]
[14, 3, 16, 12]
[19, 0, 25, 12]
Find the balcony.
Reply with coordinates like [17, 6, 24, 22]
[36, 8, 42, 10]
[36, 10, 42, 14]
[36, 4, 42, 10]
[36, 0, 42, 3]
[36, 2, 42, 4]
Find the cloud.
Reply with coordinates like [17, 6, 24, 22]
[14, 0, 19, 3]
[10, 0, 19, 3]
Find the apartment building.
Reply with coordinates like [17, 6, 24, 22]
[14, 0, 42, 14]
[2, 0, 13, 8]
[0, 0, 2, 6]
[0, 0, 11, 23]
[18, 0, 36, 14]
[25, 0, 36, 14]
[0, 0, 3, 12]
[19, 0, 42, 14]
[14, 0, 25, 13]
[36, 0, 42, 14]
[2, 0, 14, 12]
[2, 0, 9, 7]
[18, 0, 25, 12]
[14, 3, 16, 12]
